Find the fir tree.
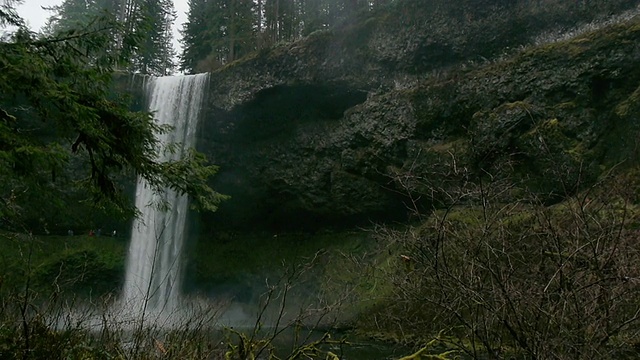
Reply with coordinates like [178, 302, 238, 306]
[0, 3, 224, 229]
[179, 0, 217, 73]
[178, 0, 387, 71]
[46, 0, 176, 75]
[132, 0, 176, 75]
[180, 0, 256, 73]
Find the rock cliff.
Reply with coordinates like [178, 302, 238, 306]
[198, 0, 640, 230]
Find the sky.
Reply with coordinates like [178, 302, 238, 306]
[16, 0, 190, 54]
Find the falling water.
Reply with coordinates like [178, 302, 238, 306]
[121, 73, 209, 325]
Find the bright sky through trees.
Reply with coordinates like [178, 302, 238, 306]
[16, 0, 189, 54]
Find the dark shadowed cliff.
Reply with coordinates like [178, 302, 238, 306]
[196, 0, 640, 231]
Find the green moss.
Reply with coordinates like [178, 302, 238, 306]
[189, 230, 375, 291]
[0, 232, 126, 296]
[615, 85, 640, 117]
[554, 101, 578, 110]
[32, 248, 123, 295]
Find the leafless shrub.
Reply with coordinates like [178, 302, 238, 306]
[369, 137, 640, 358]
[222, 251, 355, 360]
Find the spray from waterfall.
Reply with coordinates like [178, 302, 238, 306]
[121, 73, 209, 326]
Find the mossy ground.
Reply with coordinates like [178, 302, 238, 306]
[0, 227, 384, 311]
[186, 229, 389, 318]
[0, 231, 126, 296]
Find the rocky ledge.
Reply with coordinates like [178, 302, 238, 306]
[197, 0, 640, 231]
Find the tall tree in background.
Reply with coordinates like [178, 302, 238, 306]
[301, 0, 326, 36]
[132, 0, 176, 75]
[46, 0, 396, 75]
[44, 0, 97, 33]
[179, 0, 208, 73]
[46, 0, 176, 75]
[180, 0, 224, 73]
[228, 0, 256, 62]
[264, 0, 298, 44]
[179, 0, 397, 73]
[45, 0, 124, 41]
[180, 0, 257, 73]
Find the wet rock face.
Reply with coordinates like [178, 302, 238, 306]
[196, 1, 640, 231]
[198, 84, 408, 230]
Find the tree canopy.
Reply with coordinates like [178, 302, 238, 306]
[45, 0, 177, 76]
[0, 2, 225, 232]
[179, 0, 393, 73]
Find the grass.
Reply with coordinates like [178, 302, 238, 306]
[0, 231, 126, 296]
[0, 226, 382, 307]
[189, 229, 374, 292]
[0, 229, 379, 359]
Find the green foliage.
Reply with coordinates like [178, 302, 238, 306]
[161, 149, 227, 212]
[179, 0, 395, 74]
[180, 0, 258, 73]
[130, 0, 177, 75]
[0, 7, 224, 230]
[47, 0, 177, 75]
[0, 232, 126, 295]
[33, 248, 123, 295]
[189, 231, 369, 293]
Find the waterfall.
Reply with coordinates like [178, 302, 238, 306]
[121, 73, 209, 325]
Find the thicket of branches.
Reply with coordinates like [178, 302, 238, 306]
[361, 145, 640, 358]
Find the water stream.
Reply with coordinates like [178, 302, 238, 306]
[120, 73, 209, 326]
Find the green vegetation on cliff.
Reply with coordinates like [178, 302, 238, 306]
[346, 14, 640, 359]
[3, 0, 640, 358]
[199, 8, 640, 358]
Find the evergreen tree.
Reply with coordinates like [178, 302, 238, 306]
[264, 0, 298, 43]
[46, 0, 176, 75]
[301, 0, 326, 36]
[228, 0, 256, 61]
[180, 0, 257, 73]
[0, 4, 225, 229]
[45, 0, 121, 35]
[131, 0, 176, 75]
[44, 0, 94, 33]
[180, 0, 220, 73]
[178, 0, 393, 72]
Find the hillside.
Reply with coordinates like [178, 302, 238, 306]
[197, 0, 640, 231]
[186, 2, 640, 356]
